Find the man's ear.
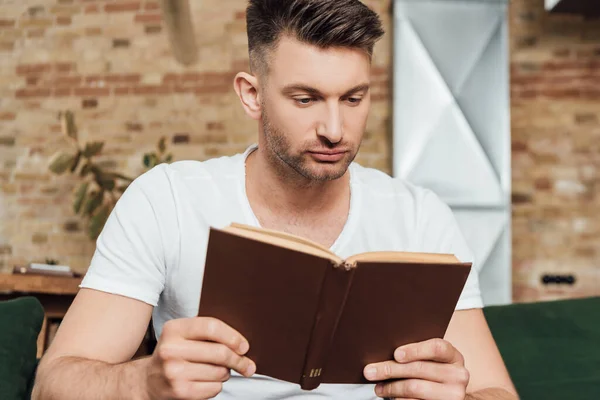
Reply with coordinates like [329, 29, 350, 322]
[234, 72, 262, 120]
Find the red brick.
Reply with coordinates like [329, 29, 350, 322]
[105, 2, 140, 13]
[74, 87, 110, 96]
[85, 75, 102, 83]
[105, 74, 140, 83]
[145, 1, 160, 11]
[535, 178, 552, 190]
[0, 19, 15, 28]
[0, 41, 14, 51]
[85, 27, 103, 36]
[57, 16, 72, 25]
[0, 112, 16, 120]
[16, 63, 51, 75]
[540, 88, 580, 98]
[84, 4, 99, 13]
[126, 122, 143, 131]
[181, 72, 202, 82]
[55, 62, 75, 73]
[163, 73, 179, 83]
[512, 141, 528, 152]
[114, 87, 130, 95]
[145, 25, 161, 34]
[207, 122, 224, 130]
[26, 76, 39, 86]
[15, 88, 51, 98]
[27, 29, 46, 38]
[194, 85, 230, 95]
[82, 98, 98, 108]
[55, 75, 82, 85]
[134, 13, 162, 23]
[173, 85, 194, 93]
[132, 85, 171, 95]
[53, 88, 72, 97]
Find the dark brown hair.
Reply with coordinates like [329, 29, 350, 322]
[246, 0, 385, 75]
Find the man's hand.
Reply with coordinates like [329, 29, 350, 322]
[363, 338, 469, 400]
[145, 317, 256, 400]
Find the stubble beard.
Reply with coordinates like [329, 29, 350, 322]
[261, 109, 358, 183]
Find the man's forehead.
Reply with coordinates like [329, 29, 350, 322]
[268, 36, 371, 93]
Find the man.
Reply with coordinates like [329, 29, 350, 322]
[33, 0, 518, 399]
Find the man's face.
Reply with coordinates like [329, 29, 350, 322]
[259, 36, 372, 182]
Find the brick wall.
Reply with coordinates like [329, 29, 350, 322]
[511, 0, 600, 301]
[3, 0, 598, 304]
[0, 0, 392, 274]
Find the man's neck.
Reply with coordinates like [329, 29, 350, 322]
[245, 146, 350, 221]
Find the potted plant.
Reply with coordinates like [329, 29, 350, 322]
[48, 110, 173, 239]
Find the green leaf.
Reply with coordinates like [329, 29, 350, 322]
[49, 152, 76, 175]
[80, 162, 91, 177]
[158, 137, 166, 153]
[88, 205, 110, 240]
[69, 151, 82, 173]
[95, 173, 115, 191]
[143, 153, 151, 168]
[164, 154, 173, 163]
[61, 110, 78, 141]
[83, 190, 104, 216]
[73, 182, 89, 214]
[83, 142, 104, 158]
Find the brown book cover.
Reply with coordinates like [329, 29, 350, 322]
[198, 223, 471, 390]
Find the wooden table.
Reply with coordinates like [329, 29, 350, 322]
[0, 273, 83, 358]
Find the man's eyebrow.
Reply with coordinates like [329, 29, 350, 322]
[281, 84, 323, 97]
[342, 83, 370, 97]
[281, 83, 370, 97]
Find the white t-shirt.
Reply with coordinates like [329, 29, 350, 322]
[81, 144, 482, 399]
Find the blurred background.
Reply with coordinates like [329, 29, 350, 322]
[0, 0, 599, 317]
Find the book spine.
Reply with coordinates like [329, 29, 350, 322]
[299, 261, 356, 390]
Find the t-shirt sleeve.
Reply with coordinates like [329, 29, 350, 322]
[79, 165, 177, 307]
[418, 189, 483, 311]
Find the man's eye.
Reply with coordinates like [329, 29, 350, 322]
[346, 97, 362, 104]
[296, 98, 313, 105]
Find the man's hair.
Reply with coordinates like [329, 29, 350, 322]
[246, 0, 385, 75]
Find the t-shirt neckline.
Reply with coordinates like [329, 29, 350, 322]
[238, 144, 359, 254]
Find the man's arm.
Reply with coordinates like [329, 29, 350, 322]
[446, 309, 518, 399]
[32, 288, 154, 400]
[32, 288, 255, 400]
[364, 309, 519, 400]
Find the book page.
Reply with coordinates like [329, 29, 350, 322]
[346, 251, 459, 265]
[223, 224, 343, 264]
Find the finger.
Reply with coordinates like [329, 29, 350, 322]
[394, 339, 463, 365]
[364, 360, 469, 385]
[168, 381, 223, 400]
[157, 341, 256, 377]
[375, 379, 465, 400]
[163, 360, 232, 382]
[164, 317, 250, 355]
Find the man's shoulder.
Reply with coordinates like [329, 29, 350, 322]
[133, 152, 244, 188]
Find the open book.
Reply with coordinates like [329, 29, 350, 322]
[198, 223, 471, 390]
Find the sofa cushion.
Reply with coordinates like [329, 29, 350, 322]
[0, 296, 44, 400]
[484, 296, 600, 400]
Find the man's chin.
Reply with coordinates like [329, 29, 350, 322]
[300, 163, 349, 182]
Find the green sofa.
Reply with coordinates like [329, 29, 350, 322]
[1, 296, 599, 399]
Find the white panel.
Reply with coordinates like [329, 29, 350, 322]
[395, 0, 504, 93]
[393, 0, 512, 305]
[545, 0, 561, 10]
[393, 16, 454, 172]
[456, 18, 510, 189]
[404, 106, 504, 207]
[453, 209, 511, 306]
